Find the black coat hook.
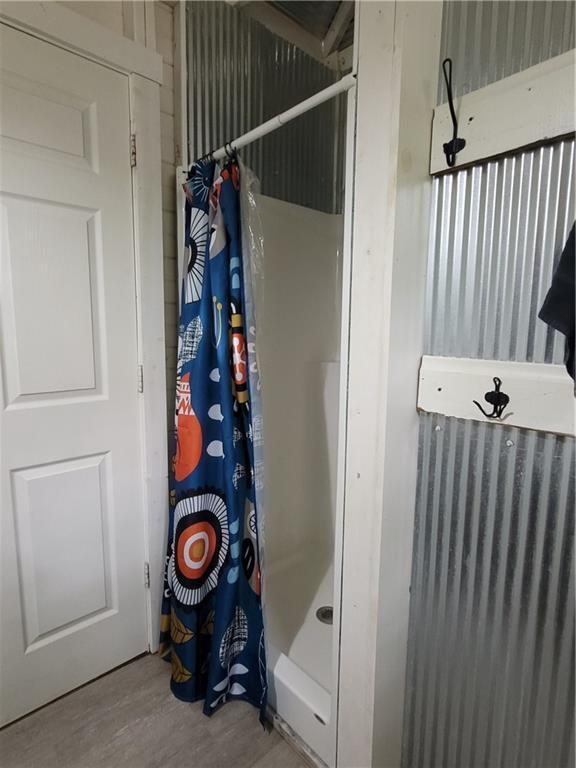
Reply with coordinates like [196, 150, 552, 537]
[442, 58, 466, 168]
[473, 377, 510, 419]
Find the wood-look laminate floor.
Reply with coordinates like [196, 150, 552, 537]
[0, 654, 307, 768]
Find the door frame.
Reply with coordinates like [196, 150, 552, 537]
[0, 2, 168, 651]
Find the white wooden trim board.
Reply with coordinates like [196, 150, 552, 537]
[430, 50, 576, 174]
[418, 356, 575, 437]
[0, 1, 163, 84]
[129, 74, 168, 650]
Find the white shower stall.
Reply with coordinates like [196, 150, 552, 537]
[182, 3, 351, 762]
[258, 196, 343, 762]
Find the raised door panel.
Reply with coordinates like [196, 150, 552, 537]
[11, 454, 114, 647]
[0, 195, 101, 402]
[0, 71, 96, 169]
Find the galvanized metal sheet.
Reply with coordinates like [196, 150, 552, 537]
[424, 138, 575, 364]
[405, 3, 575, 766]
[186, 0, 345, 213]
[438, 1, 575, 104]
[404, 413, 575, 768]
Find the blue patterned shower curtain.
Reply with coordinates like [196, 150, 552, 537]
[160, 157, 267, 719]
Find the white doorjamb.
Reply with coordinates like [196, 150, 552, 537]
[129, 74, 168, 651]
[0, 3, 168, 651]
[337, 3, 442, 767]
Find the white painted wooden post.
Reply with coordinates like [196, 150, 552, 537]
[337, 4, 442, 766]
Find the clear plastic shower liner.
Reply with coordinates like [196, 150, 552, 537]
[238, 157, 267, 586]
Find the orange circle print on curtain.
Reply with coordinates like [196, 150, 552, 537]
[169, 490, 229, 605]
[175, 372, 202, 481]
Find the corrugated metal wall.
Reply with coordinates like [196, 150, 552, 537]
[437, 0, 575, 103]
[403, 2, 575, 766]
[424, 139, 575, 363]
[186, 1, 345, 213]
[405, 414, 575, 768]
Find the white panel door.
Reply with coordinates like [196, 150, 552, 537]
[0, 24, 148, 725]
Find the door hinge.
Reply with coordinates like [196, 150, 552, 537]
[130, 133, 137, 168]
[144, 562, 150, 589]
[137, 364, 144, 393]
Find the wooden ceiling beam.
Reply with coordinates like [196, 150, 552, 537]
[322, 0, 354, 57]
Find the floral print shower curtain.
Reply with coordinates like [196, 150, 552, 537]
[160, 157, 266, 719]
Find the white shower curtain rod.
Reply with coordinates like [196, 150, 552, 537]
[205, 72, 356, 161]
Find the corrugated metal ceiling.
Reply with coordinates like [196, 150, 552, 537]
[270, 1, 340, 39]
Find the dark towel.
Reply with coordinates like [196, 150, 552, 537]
[539, 224, 575, 382]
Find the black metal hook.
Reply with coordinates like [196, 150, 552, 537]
[473, 376, 510, 419]
[199, 150, 214, 163]
[442, 58, 466, 168]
